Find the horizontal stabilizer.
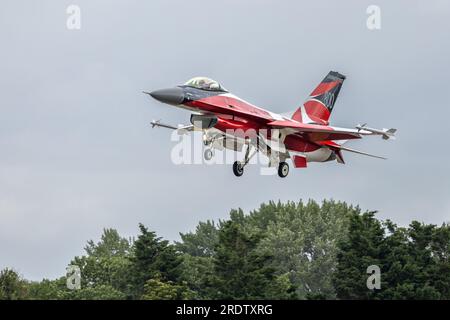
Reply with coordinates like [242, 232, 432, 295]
[382, 128, 397, 140]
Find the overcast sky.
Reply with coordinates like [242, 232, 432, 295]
[1, 0, 449, 281]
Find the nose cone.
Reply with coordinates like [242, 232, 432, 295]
[148, 87, 184, 105]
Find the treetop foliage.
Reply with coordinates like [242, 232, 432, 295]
[1, 199, 448, 300]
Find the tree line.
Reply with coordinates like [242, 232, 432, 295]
[1, 199, 449, 300]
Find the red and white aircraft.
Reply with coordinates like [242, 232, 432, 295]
[145, 71, 395, 177]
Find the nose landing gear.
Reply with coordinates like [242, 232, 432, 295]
[204, 148, 214, 161]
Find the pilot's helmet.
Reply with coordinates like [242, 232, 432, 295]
[209, 82, 219, 90]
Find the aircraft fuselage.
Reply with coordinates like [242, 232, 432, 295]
[149, 85, 332, 166]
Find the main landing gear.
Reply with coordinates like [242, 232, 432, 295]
[232, 144, 290, 178]
[232, 144, 257, 177]
[233, 161, 244, 177]
[233, 160, 290, 178]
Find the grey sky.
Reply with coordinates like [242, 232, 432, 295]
[1, 0, 449, 281]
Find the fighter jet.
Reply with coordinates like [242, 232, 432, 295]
[145, 72, 395, 177]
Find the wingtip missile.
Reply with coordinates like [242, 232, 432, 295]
[356, 124, 397, 140]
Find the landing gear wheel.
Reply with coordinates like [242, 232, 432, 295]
[204, 148, 214, 161]
[233, 161, 244, 177]
[278, 162, 289, 178]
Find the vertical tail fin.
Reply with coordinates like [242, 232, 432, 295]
[292, 71, 346, 124]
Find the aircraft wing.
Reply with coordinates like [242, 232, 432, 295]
[268, 120, 369, 141]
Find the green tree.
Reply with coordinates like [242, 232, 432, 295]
[176, 220, 220, 257]
[429, 223, 450, 298]
[333, 211, 450, 300]
[176, 220, 221, 299]
[27, 278, 67, 300]
[69, 228, 132, 297]
[176, 200, 353, 299]
[333, 211, 384, 299]
[178, 254, 215, 299]
[84, 228, 132, 258]
[212, 220, 292, 299]
[62, 284, 126, 300]
[380, 221, 448, 299]
[5, 199, 449, 301]
[0, 268, 28, 300]
[251, 200, 353, 299]
[129, 224, 182, 299]
[142, 274, 194, 300]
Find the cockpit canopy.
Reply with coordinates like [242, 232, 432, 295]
[183, 77, 228, 92]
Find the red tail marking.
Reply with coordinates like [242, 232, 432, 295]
[310, 81, 340, 96]
[303, 101, 331, 121]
